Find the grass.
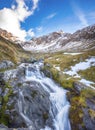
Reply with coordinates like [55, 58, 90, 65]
[40, 49, 95, 89]
[89, 109, 95, 119]
[0, 81, 13, 126]
[44, 50, 95, 71]
[40, 50, 95, 130]
[78, 66, 95, 82]
[68, 88, 95, 130]
[0, 36, 32, 64]
[0, 35, 95, 128]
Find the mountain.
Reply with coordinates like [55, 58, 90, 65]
[0, 35, 31, 63]
[0, 28, 19, 42]
[0, 25, 95, 130]
[23, 24, 95, 52]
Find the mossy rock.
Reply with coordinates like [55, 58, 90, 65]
[0, 81, 14, 126]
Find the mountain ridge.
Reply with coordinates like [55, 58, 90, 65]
[0, 28, 19, 42]
[0, 24, 95, 53]
[23, 24, 95, 52]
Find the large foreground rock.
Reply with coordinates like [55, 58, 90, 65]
[0, 60, 14, 70]
[0, 63, 52, 130]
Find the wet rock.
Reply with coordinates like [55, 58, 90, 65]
[74, 81, 87, 94]
[0, 124, 8, 128]
[21, 57, 37, 64]
[69, 81, 95, 130]
[30, 57, 37, 63]
[41, 63, 52, 78]
[0, 63, 52, 129]
[82, 97, 95, 130]
[0, 60, 14, 69]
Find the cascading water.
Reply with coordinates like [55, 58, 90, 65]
[18, 61, 71, 130]
[18, 89, 34, 130]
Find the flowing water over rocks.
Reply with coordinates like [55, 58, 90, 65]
[0, 61, 71, 130]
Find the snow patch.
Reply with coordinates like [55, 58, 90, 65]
[63, 57, 95, 76]
[54, 65, 60, 71]
[64, 52, 82, 55]
[56, 58, 59, 61]
[80, 79, 95, 89]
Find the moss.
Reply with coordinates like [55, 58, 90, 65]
[43, 112, 49, 121]
[69, 94, 85, 130]
[50, 68, 59, 81]
[0, 82, 13, 126]
[68, 88, 95, 130]
[81, 88, 95, 99]
[17, 82, 22, 87]
[89, 109, 95, 119]
[0, 114, 10, 126]
[31, 90, 37, 98]
[78, 66, 95, 83]
[44, 50, 95, 83]
[42, 64, 76, 90]
[33, 50, 95, 130]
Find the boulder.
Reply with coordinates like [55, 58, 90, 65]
[0, 60, 14, 70]
[0, 63, 53, 130]
[74, 81, 87, 94]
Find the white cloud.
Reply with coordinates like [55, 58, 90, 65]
[32, 0, 39, 11]
[46, 13, 57, 20]
[0, 0, 39, 41]
[71, 3, 88, 27]
[27, 28, 35, 37]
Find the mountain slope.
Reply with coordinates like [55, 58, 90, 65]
[23, 24, 95, 52]
[0, 36, 31, 63]
[0, 28, 18, 42]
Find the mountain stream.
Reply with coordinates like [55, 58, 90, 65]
[18, 61, 71, 130]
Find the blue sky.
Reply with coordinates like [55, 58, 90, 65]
[0, 0, 95, 40]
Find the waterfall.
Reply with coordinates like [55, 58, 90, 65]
[18, 61, 71, 130]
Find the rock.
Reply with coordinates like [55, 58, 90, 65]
[0, 60, 14, 70]
[30, 57, 37, 63]
[22, 24, 95, 52]
[0, 124, 8, 128]
[74, 81, 87, 94]
[0, 63, 53, 129]
[3, 69, 18, 81]
[82, 97, 95, 130]
[69, 81, 95, 130]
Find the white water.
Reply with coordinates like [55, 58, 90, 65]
[18, 62, 71, 130]
[18, 90, 34, 129]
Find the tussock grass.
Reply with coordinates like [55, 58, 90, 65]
[78, 66, 95, 82]
[0, 36, 31, 63]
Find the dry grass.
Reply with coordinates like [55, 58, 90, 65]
[0, 36, 31, 63]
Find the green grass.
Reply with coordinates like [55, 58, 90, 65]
[40, 50, 95, 130]
[68, 88, 95, 130]
[78, 66, 95, 82]
[0, 82, 13, 126]
[44, 50, 95, 71]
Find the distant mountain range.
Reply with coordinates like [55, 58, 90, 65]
[23, 24, 95, 52]
[0, 24, 95, 52]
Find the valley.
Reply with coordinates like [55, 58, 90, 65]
[0, 24, 95, 130]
